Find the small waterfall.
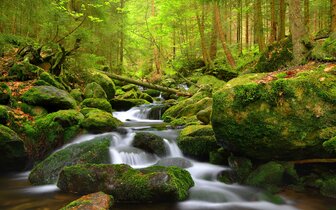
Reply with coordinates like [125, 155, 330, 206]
[113, 104, 163, 122]
[163, 139, 183, 157]
[110, 147, 158, 168]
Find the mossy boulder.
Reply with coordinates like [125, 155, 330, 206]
[9, 62, 40, 81]
[132, 132, 166, 156]
[21, 86, 76, 112]
[209, 148, 229, 165]
[80, 98, 112, 113]
[29, 138, 110, 185]
[177, 125, 219, 159]
[57, 164, 194, 202]
[121, 84, 139, 92]
[80, 108, 122, 133]
[245, 161, 298, 193]
[118, 89, 139, 100]
[212, 69, 336, 160]
[310, 33, 336, 61]
[254, 38, 293, 72]
[0, 83, 11, 105]
[84, 82, 107, 99]
[69, 89, 83, 103]
[0, 125, 27, 171]
[60, 192, 114, 210]
[144, 89, 161, 97]
[23, 110, 84, 160]
[0, 105, 9, 124]
[38, 72, 66, 90]
[189, 75, 226, 94]
[89, 72, 116, 100]
[196, 107, 212, 125]
[109, 99, 150, 111]
[19, 103, 48, 117]
[139, 92, 154, 103]
[155, 157, 193, 169]
[320, 177, 336, 198]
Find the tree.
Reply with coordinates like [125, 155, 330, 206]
[332, 0, 336, 32]
[288, 0, 308, 65]
[254, 0, 265, 51]
[278, 0, 286, 40]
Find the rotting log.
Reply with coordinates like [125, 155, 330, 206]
[100, 71, 193, 97]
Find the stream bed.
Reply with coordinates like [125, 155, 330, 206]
[0, 105, 335, 210]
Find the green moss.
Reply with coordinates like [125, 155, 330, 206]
[9, 62, 41, 81]
[121, 84, 139, 92]
[39, 72, 66, 90]
[29, 138, 111, 185]
[322, 137, 336, 153]
[69, 89, 83, 103]
[80, 108, 122, 133]
[19, 103, 47, 117]
[61, 192, 113, 210]
[169, 116, 200, 127]
[209, 148, 229, 165]
[84, 82, 107, 99]
[133, 132, 166, 156]
[0, 83, 11, 105]
[228, 156, 253, 183]
[80, 98, 112, 113]
[144, 89, 161, 97]
[23, 110, 84, 160]
[189, 75, 226, 94]
[90, 72, 116, 99]
[139, 92, 154, 103]
[320, 177, 336, 198]
[0, 105, 9, 124]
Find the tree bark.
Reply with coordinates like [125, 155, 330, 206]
[254, 0, 265, 51]
[214, 2, 236, 68]
[101, 71, 192, 97]
[270, 0, 277, 42]
[288, 0, 308, 65]
[331, 0, 336, 32]
[209, 3, 218, 60]
[151, 0, 161, 74]
[304, 0, 310, 33]
[119, 0, 125, 66]
[245, 0, 250, 47]
[195, 3, 211, 66]
[278, 0, 286, 40]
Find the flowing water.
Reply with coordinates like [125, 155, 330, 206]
[0, 104, 334, 210]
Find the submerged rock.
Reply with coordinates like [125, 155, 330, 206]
[212, 69, 336, 160]
[60, 192, 114, 210]
[177, 125, 219, 159]
[57, 164, 194, 202]
[23, 110, 84, 160]
[133, 132, 166, 156]
[29, 138, 110, 185]
[0, 125, 27, 172]
[155, 157, 193, 168]
[80, 108, 122, 133]
[21, 86, 76, 111]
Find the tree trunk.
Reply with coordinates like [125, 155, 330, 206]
[288, 0, 308, 65]
[237, 0, 243, 54]
[151, 0, 161, 74]
[270, 0, 277, 42]
[331, 0, 336, 32]
[214, 2, 236, 68]
[304, 0, 310, 33]
[195, 3, 211, 66]
[102, 71, 192, 97]
[254, 0, 265, 51]
[119, 0, 125, 66]
[278, 0, 286, 40]
[245, 0, 250, 47]
[209, 3, 218, 60]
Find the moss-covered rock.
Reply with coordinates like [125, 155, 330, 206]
[245, 161, 298, 193]
[109, 99, 150, 111]
[38, 72, 66, 90]
[23, 110, 84, 160]
[89, 72, 116, 100]
[177, 125, 219, 159]
[196, 107, 212, 125]
[209, 148, 229, 165]
[0, 125, 27, 171]
[227, 156, 253, 183]
[21, 86, 77, 112]
[320, 177, 336, 198]
[19, 103, 48, 117]
[60, 192, 114, 210]
[144, 89, 161, 97]
[80, 108, 122, 133]
[310, 33, 336, 61]
[80, 98, 112, 113]
[155, 157, 193, 168]
[69, 89, 83, 103]
[189, 75, 226, 94]
[212, 69, 336, 160]
[118, 89, 139, 100]
[84, 82, 107, 99]
[121, 84, 139, 92]
[9, 62, 40, 81]
[0, 83, 11, 105]
[254, 38, 293, 72]
[169, 116, 200, 127]
[139, 92, 154, 103]
[132, 132, 166, 156]
[57, 164, 194, 202]
[0, 105, 9, 124]
[29, 138, 110, 185]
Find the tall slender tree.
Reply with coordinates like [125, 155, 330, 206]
[332, 0, 336, 32]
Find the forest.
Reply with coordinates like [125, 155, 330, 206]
[0, 0, 336, 210]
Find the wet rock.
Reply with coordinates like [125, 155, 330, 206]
[84, 82, 107, 99]
[80, 108, 122, 133]
[109, 99, 149, 111]
[212, 69, 336, 160]
[21, 86, 76, 111]
[156, 157, 193, 168]
[80, 98, 112, 113]
[0, 125, 27, 172]
[196, 107, 212, 125]
[57, 164, 194, 202]
[89, 72, 116, 100]
[60, 192, 114, 210]
[29, 138, 110, 185]
[133, 132, 166, 156]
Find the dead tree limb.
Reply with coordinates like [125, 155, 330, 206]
[101, 71, 193, 97]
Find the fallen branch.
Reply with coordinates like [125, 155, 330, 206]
[290, 158, 336, 164]
[0, 75, 18, 81]
[100, 71, 193, 97]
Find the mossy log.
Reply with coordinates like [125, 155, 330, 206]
[290, 158, 336, 164]
[101, 71, 192, 97]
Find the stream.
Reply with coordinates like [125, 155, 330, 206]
[0, 104, 334, 210]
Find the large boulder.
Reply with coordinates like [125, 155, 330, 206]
[60, 192, 114, 210]
[0, 125, 27, 172]
[80, 108, 122, 133]
[21, 86, 76, 111]
[0, 83, 11, 105]
[212, 69, 336, 160]
[0, 105, 9, 124]
[80, 98, 112, 113]
[57, 164, 194, 202]
[177, 125, 219, 159]
[89, 72, 116, 100]
[29, 138, 110, 185]
[38, 72, 66, 90]
[84, 82, 107, 99]
[23, 110, 84, 160]
[132, 132, 166, 156]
